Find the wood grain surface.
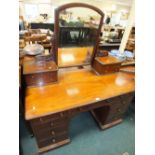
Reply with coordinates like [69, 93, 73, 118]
[25, 69, 135, 120]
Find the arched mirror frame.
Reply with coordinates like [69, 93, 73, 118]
[53, 3, 105, 67]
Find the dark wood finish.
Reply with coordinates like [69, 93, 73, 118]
[92, 56, 122, 75]
[23, 60, 58, 87]
[92, 93, 134, 129]
[53, 3, 104, 66]
[30, 111, 71, 152]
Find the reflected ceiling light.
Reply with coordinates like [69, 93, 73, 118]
[66, 88, 79, 96]
[115, 77, 126, 86]
[61, 54, 74, 62]
[95, 97, 101, 101]
[111, 4, 117, 11]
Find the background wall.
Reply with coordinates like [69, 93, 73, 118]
[19, 0, 132, 26]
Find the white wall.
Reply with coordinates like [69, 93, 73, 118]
[19, 0, 132, 25]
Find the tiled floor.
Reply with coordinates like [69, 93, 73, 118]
[20, 108, 135, 155]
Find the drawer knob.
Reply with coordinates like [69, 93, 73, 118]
[31, 76, 34, 78]
[51, 131, 55, 135]
[122, 101, 126, 105]
[52, 139, 56, 143]
[39, 118, 43, 122]
[113, 116, 118, 120]
[60, 113, 64, 117]
[117, 108, 121, 112]
[51, 122, 54, 126]
[79, 108, 83, 111]
[106, 100, 111, 103]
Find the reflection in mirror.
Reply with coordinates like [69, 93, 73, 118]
[57, 7, 102, 67]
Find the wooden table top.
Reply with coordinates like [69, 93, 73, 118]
[58, 47, 93, 67]
[25, 69, 135, 120]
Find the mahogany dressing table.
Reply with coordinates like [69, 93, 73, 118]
[23, 3, 135, 153]
[25, 69, 134, 153]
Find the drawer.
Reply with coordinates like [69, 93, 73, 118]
[36, 128, 68, 139]
[37, 133, 68, 148]
[106, 96, 121, 103]
[31, 112, 68, 126]
[32, 119, 68, 132]
[34, 124, 68, 136]
[78, 100, 108, 112]
[25, 71, 57, 86]
[67, 108, 80, 116]
[38, 132, 68, 143]
[110, 106, 128, 116]
[25, 74, 36, 84]
[108, 114, 123, 122]
[120, 93, 134, 104]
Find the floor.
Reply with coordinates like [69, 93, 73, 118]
[20, 108, 135, 155]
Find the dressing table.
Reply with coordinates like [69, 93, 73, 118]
[23, 3, 135, 153]
[25, 70, 134, 153]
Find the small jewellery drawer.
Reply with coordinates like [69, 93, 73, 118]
[24, 71, 57, 87]
[37, 133, 68, 148]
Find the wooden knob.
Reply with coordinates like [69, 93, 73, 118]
[117, 108, 121, 112]
[52, 139, 56, 143]
[114, 116, 118, 120]
[122, 101, 126, 105]
[60, 113, 64, 117]
[31, 76, 34, 78]
[39, 118, 43, 122]
[79, 108, 83, 111]
[106, 99, 111, 103]
[51, 131, 55, 135]
[51, 122, 54, 126]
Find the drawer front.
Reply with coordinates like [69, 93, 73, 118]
[64, 100, 108, 117]
[32, 118, 68, 131]
[106, 93, 134, 120]
[37, 133, 68, 148]
[35, 128, 68, 140]
[106, 96, 122, 109]
[103, 65, 120, 74]
[93, 60, 121, 75]
[25, 71, 57, 86]
[31, 112, 68, 126]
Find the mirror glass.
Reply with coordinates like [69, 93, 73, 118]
[57, 7, 102, 67]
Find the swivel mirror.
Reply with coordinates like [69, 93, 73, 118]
[53, 3, 104, 68]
